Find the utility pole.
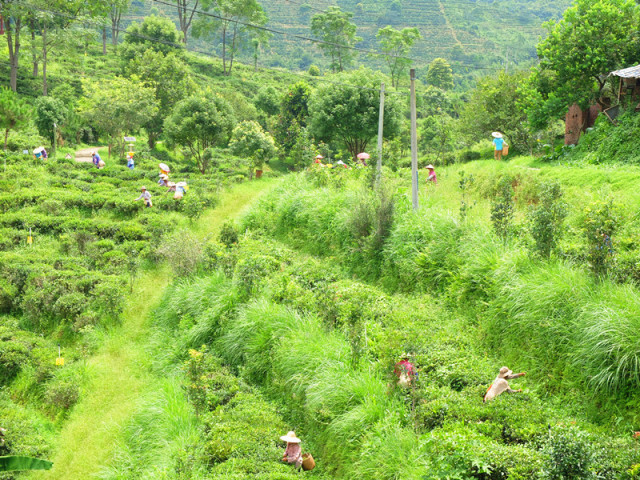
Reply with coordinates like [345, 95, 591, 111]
[376, 82, 385, 184]
[410, 68, 419, 211]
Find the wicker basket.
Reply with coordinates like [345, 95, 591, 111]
[302, 453, 316, 471]
[502, 144, 509, 156]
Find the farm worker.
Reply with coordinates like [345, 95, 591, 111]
[134, 186, 152, 207]
[92, 151, 101, 168]
[280, 431, 303, 469]
[174, 181, 187, 200]
[483, 366, 525, 403]
[65, 153, 72, 160]
[158, 173, 169, 187]
[394, 355, 416, 387]
[33, 146, 46, 159]
[425, 164, 437, 185]
[0, 427, 6, 446]
[41, 147, 48, 159]
[314, 154, 324, 164]
[127, 154, 134, 170]
[97, 158, 106, 169]
[492, 132, 504, 161]
[159, 162, 170, 175]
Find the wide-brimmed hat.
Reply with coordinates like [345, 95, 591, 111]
[498, 366, 512, 378]
[159, 163, 170, 172]
[159, 174, 169, 180]
[280, 431, 301, 443]
[140, 186, 147, 191]
[425, 164, 435, 170]
[491, 132, 503, 138]
[33, 147, 44, 154]
[176, 181, 187, 187]
[357, 152, 370, 160]
[315, 155, 324, 159]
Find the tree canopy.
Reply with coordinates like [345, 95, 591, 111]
[524, 0, 639, 128]
[425, 58, 454, 91]
[0, 87, 29, 150]
[34, 96, 67, 153]
[309, 69, 402, 160]
[120, 15, 184, 62]
[164, 93, 236, 173]
[376, 26, 421, 89]
[229, 120, 277, 174]
[310, 6, 361, 73]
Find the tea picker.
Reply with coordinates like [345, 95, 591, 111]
[483, 366, 525, 402]
[280, 431, 315, 471]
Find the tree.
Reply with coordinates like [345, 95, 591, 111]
[0, 87, 29, 150]
[527, 181, 567, 258]
[310, 6, 361, 73]
[526, 0, 639, 128]
[3, 0, 27, 91]
[309, 69, 402, 160]
[164, 93, 236, 173]
[174, 0, 199, 45]
[109, 0, 130, 47]
[250, 28, 272, 72]
[255, 86, 280, 117]
[120, 15, 184, 63]
[376, 26, 421, 89]
[35, 96, 66, 155]
[459, 71, 536, 153]
[229, 120, 277, 178]
[275, 81, 311, 158]
[193, 0, 268, 76]
[79, 76, 159, 155]
[128, 49, 195, 148]
[425, 58, 454, 91]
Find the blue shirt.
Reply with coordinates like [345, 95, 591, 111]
[493, 138, 504, 150]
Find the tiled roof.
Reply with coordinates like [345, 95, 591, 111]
[610, 64, 640, 78]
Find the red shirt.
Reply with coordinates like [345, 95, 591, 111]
[394, 360, 415, 378]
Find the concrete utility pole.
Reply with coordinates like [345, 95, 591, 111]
[410, 69, 419, 211]
[376, 82, 385, 184]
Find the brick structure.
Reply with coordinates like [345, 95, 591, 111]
[564, 103, 602, 145]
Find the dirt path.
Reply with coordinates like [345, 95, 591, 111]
[31, 178, 278, 480]
[74, 147, 102, 163]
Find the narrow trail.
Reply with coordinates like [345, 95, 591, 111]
[437, 0, 462, 47]
[74, 147, 104, 163]
[31, 179, 278, 480]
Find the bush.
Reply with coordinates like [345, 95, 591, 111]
[157, 230, 204, 277]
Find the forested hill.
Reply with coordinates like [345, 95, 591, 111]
[142, 0, 571, 86]
[254, 0, 570, 79]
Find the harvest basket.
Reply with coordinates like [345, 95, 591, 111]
[302, 453, 315, 471]
[502, 144, 509, 156]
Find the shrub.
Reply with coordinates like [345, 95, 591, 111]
[541, 427, 594, 480]
[219, 221, 239, 247]
[490, 176, 515, 241]
[527, 181, 567, 258]
[157, 230, 204, 277]
[582, 198, 620, 276]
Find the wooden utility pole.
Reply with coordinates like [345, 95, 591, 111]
[410, 68, 419, 211]
[376, 82, 385, 184]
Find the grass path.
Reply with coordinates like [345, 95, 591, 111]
[31, 178, 278, 480]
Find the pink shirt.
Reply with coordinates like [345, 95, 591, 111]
[427, 170, 437, 184]
[285, 443, 301, 464]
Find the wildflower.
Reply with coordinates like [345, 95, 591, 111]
[189, 349, 202, 358]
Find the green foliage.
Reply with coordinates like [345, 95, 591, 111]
[425, 58, 454, 91]
[310, 6, 361, 73]
[376, 26, 421, 89]
[275, 81, 311, 159]
[309, 69, 402, 160]
[0, 456, 53, 472]
[527, 181, 567, 258]
[308, 65, 321, 76]
[164, 93, 236, 173]
[120, 15, 184, 62]
[0, 88, 29, 151]
[127, 50, 195, 148]
[461, 71, 536, 153]
[490, 176, 515, 241]
[458, 170, 475, 221]
[157, 229, 204, 277]
[229, 120, 277, 173]
[254, 86, 280, 117]
[541, 428, 593, 480]
[582, 198, 620, 276]
[528, 0, 639, 124]
[34, 96, 67, 152]
[79, 76, 159, 152]
[219, 221, 239, 247]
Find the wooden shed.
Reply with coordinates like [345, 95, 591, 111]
[609, 64, 640, 110]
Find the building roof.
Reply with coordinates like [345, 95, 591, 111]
[610, 64, 640, 78]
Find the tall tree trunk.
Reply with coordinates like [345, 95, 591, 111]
[222, 23, 227, 75]
[31, 20, 38, 77]
[102, 27, 107, 54]
[7, 16, 22, 92]
[4, 128, 9, 151]
[42, 22, 47, 96]
[228, 22, 238, 76]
